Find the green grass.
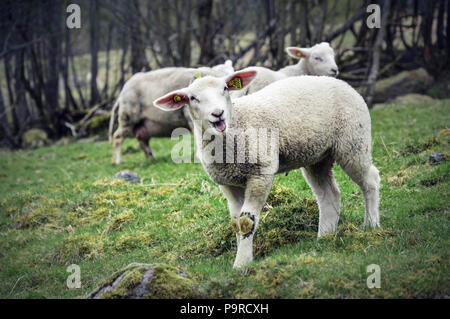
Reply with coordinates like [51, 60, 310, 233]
[0, 101, 449, 299]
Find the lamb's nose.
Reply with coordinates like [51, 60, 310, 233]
[212, 110, 224, 118]
[331, 68, 338, 75]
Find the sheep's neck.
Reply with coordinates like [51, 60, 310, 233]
[193, 119, 238, 164]
[278, 59, 308, 77]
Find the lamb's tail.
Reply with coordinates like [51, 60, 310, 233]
[108, 100, 120, 144]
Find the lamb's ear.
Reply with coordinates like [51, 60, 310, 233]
[153, 91, 189, 111]
[225, 70, 257, 91]
[190, 71, 205, 84]
[286, 47, 311, 59]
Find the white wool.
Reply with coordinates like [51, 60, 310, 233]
[153, 72, 380, 268]
[231, 42, 338, 98]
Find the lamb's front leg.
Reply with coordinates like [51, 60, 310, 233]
[220, 185, 245, 247]
[233, 175, 273, 268]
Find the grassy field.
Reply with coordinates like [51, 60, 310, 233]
[0, 100, 449, 299]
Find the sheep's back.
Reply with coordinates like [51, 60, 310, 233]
[232, 75, 369, 170]
[119, 68, 194, 126]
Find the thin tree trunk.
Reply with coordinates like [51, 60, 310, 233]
[129, 0, 149, 73]
[14, 49, 30, 132]
[103, 21, 113, 98]
[180, 0, 192, 66]
[45, 0, 62, 133]
[0, 75, 12, 145]
[89, 0, 100, 106]
[365, 0, 391, 108]
[197, 0, 215, 65]
[289, 0, 297, 46]
[63, 26, 78, 111]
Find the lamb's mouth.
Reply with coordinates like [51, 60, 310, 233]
[210, 119, 226, 132]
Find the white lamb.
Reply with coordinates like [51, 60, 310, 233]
[109, 60, 234, 164]
[153, 70, 380, 268]
[231, 42, 338, 98]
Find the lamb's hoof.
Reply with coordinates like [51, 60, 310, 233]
[232, 260, 245, 269]
[363, 221, 380, 229]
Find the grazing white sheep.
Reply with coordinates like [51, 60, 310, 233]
[231, 42, 338, 98]
[109, 60, 234, 165]
[153, 70, 380, 268]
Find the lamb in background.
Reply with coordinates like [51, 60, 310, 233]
[108, 60, 234, 165]
[153, 70, 380, 268]
[231, 42, 338, 98]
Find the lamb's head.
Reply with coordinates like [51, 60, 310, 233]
[211, 59, 234, 76]
[153, 70, 257, 135]
[286, 42, 338, 77]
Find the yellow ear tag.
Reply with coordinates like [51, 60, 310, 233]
[296, 51, 302, 57]
[194, 72, 202, 79]
[173, 95, 181, 103]
[228, 77, 242, 90]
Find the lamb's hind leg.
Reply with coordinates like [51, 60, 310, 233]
[342, 162, 380, 228]
[301, 156, 341, 238]
[112, 127, 127, 165]
[336, 146, 380, 228]
[139, 138, 154, 158]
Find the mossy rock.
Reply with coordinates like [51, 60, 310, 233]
[54, 137, 74, 146]
[87, 263, 203, 299]
[358, 68, 434, 103]
[388, 93, 435, 105]
[87, 113, 110, 135]
[21, 129, 49, 149]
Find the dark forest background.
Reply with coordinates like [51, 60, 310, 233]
[0, 0, 449, 148]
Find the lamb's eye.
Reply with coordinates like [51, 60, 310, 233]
[223, 86, 228, 92]
[315, 57, 323, 62]
[190, 96, 197, 102]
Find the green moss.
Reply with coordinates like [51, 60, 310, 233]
[87, 263, 202, 299]
[21, 129, 49, 149]
[145, 264, 201, 299]
[254, 193, 319, 257]
[107, 210, 136, 233]
[231, 219, 239, 233]
[239, 215, 253, 234]
[320, 223, 395, 252]
[100, 267, 145, 299]
[15, 196, 63, 229]
[17, 207, 61, 229]
[115, 232, 152, 251]
[87, 113, 110, 135]
[56, 233, 104, 264]
[184, 185, 319, 258]
[390, 93, 434, 105]
[401, 136, 444, 156]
